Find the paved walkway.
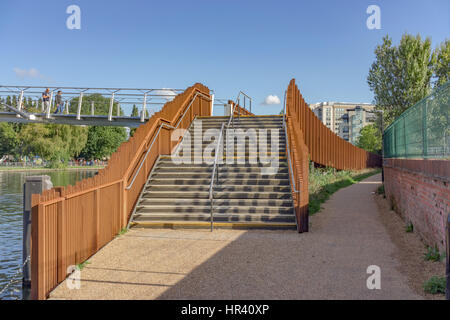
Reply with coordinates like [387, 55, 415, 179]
[49, 173, 421, 299]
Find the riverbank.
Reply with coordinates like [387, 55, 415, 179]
[0, 166, 104, 172]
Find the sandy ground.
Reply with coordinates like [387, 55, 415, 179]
[49, 173, 439, 300]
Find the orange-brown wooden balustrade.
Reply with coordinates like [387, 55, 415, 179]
[31, 83, 211, 299]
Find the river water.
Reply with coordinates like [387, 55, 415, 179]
[0, 170, 97, 300]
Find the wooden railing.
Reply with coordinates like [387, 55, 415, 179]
[285, 79, 381, 232]
[286, 79, 381, 170]
[30, 83, 211, 299]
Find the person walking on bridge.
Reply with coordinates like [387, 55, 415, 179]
[54, 91, 64, 114]
[42, 88, 50, 112]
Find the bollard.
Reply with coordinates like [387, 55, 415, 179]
[446, 212, 450, 300]
[23, 176, 53, 289]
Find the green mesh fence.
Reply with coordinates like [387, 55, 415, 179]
[383, 81, 450, 159]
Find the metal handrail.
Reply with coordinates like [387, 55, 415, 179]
[282, 90, 299, 193]
[125, 90, 211, 190]
[209, 122, 225, 232]
[227, 91, 252, 129]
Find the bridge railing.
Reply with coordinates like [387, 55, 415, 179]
[0, 85, 184, 120]
[30, 83, 212, 299]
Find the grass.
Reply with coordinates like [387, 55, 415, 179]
[423, 246, 442, 262]
[423, 276, 446, 294]
[308, 165, 381, 215]
[76, 260, 91, 271]
[405, 222, 414, 233]
[117, 227, 129, 236]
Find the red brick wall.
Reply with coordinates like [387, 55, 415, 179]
[384, 159, 450, 252]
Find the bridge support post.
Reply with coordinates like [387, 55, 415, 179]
[23, 176, 53, 291]
[91, 101, 95, 116]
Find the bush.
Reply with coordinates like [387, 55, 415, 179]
[423, 276, 446, 294]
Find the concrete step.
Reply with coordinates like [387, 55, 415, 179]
[141, 190, 291, 199]
[133, 213, 296, 223]
[145, 184, 292, 193]
[139, 198, 293, 207]
[147, 178, 290, 186]
[153, 166, 289, 173]
[136, 204, 294, 215]
[156, 159, 288, 167]
[130, 220, 296, 230]
[151, 172, 290, 180]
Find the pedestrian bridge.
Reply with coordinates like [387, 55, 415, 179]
[25, 80, 381, 299]
[0, 85, 230, 127]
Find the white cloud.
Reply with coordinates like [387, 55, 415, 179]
[13, 67, 53, 82]
[152, 88, 177, 101]
[262, 95, 281, 105]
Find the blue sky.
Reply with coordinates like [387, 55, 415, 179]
[0, 0, 449, 115]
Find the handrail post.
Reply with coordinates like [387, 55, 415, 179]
[141, 93, 147, 122]
[108, 92, 115, 121]
[46, 91, 53, 118]
[76, 92, 83, 120]
[91, 101, 95, 116]
[18, 90, 24, 112]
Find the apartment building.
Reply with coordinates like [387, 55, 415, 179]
[309, 102, 377, 145]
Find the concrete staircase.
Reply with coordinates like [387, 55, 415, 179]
[130, 115, 296, 229]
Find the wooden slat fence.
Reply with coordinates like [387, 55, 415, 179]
[31, 83, 211, 299]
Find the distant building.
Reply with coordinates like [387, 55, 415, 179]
[309, 102, 377, 145]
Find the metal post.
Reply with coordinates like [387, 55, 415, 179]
[64, 101, 69, 114]
[91, 101, 95, 116]
[108, 92, 115, 121]
[210, 93, 215, 116]
[422, 101, 428, 158]
[76, 92, 83, 120]
[23, 176, 53, 289]
[46, 91, 53, 118]
[18, 90, 24, 112]
[141, 93, 147, 122]
[446, 213, 450, 300]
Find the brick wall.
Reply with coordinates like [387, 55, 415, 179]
[384, 159, 450, 252]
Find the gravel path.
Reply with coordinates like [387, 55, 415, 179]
[49, 173, 421, 300]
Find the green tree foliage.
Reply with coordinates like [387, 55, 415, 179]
[356, 124, 382, 155]
[367, 34, 435, 126]
[70, 93, 128, 160]
[433, 39, 450, 87]
[80, 126, 127, 160]
[18, 124, 88, 167]
[0, 123, 19, 158]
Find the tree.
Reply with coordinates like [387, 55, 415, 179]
[433, 39, 450, 87]
[367, 34, 435, 126]
[18, 124, 88, 167]
[0, 123, 19, 158]
[356, 124, 382, 155]
[70, 93, 128, 160]
[80, 126, 127, 160]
